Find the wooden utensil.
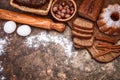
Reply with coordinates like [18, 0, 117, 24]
[0, 9, 65, 32]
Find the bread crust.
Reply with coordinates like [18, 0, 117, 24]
[73, 18, 94, 30]
[72, 30, 92, 39]
[73, 36, 94, 47]
[73, 26, 93, 34]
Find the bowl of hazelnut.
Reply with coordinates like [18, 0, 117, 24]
[51, 0, 77, 22]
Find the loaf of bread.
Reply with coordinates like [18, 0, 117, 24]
[72, 17, 94, 48]
[73, 18, 93, 30]
[73, 36, 94, 47]
[72, 30, 92, 39]
[73, 26, 93, 34]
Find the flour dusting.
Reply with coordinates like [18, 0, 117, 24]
[0, 38, 7, 56]
[25, 32, 74, 58]
[0, 38, 8, 80]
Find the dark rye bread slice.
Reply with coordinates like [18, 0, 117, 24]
[73, 26, 93, 34]
[73, 36, 94, 47]
[72, 30, 92, 39]
[73, 17, 94, 30]
[74, 44, 85, 49]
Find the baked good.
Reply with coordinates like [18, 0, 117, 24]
[87, 26, 120, 63]
[73, 26, 93, 34]
[88, 40, 120, 63]
[97, 4, 120, 35]
[72, 30, 92, 39]
[74, 44, 84, 49]
[73, 36, 94, 47]
[72, 17, 94, 48]
[13, 0, 49, 8]
[73, 18, 94, 30]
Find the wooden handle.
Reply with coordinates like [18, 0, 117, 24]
[0, 9, 65, 32]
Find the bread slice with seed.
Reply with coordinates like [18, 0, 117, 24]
[73, 18, 94, 30]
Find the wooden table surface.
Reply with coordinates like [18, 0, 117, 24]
[0, 0, 120, 80]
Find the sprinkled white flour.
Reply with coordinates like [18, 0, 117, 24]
[0, 39, 7, 56]
[0, 38, 8, 80]
[0, 75, 6, 80]
[25, 32, 74, 58]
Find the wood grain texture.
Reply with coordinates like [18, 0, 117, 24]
[78, 0, 104, 21]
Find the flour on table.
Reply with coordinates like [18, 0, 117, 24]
[25, 32, 75, 58]
[0, 38, 8, 56]
[0, 61, 5, 80]
[0, 62, 4, 72]
[0, 38, 8, 80]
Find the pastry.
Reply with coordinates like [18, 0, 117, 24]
[87, 26, 120, 63]
[97, 4, 120, 35]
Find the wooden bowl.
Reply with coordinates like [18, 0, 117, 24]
[51, 0, 77, 22]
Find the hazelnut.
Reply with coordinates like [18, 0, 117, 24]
[65, 14, 71, 18]
[61, 13, 65, 18]
[58, 5, 63, 11]
[68, 1, 73, 7]
[61, 9, 67, 14]
[66, 9, 71, 14]
[56, 14, 62, 19]
[57, 11, 61, 15]
[62, 1, 66, 7]
[53, 6, 58, 12]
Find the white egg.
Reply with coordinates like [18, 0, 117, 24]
[4, 21, 17, 34]
[17, 25, 31, 36]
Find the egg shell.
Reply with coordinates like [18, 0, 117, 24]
[4, 21, 17, 34]
[17, 25, 31, 36]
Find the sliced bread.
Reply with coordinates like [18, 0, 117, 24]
[72, 30, 92, 39]
[73, 18, 94, 30]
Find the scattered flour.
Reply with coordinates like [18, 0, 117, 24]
[0, 75, 6, 80]
[0, 38, 8, 80]
[0, 38, 7, 56]
[25, 32, 75, 58]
